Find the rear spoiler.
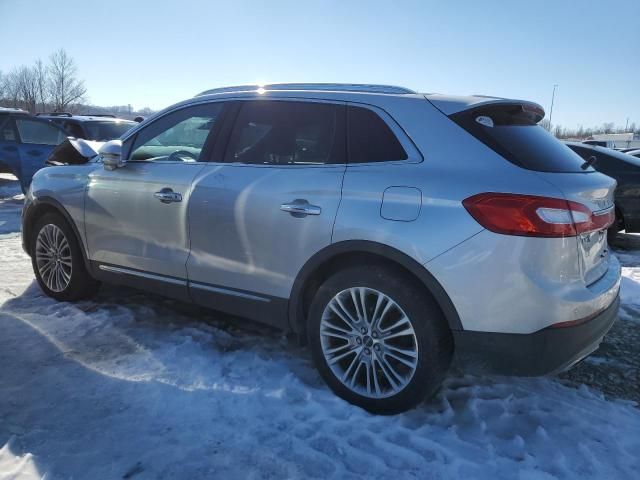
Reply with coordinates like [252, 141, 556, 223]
[425, 94, 545, 124]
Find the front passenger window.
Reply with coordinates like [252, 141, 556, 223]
[129, 103, 223, 162]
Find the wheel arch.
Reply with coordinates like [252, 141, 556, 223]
[23, 197, 89, 268]
[288, 240, 463, 341]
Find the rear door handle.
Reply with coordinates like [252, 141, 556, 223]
[280, 200, 321, 216]
[154, 188, 182, 204]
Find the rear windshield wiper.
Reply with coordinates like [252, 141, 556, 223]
[581, 155, 597, 170]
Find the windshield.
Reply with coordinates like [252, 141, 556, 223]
[83, 121, 136, 141]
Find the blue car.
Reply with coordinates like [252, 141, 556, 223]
[0, 108, 67, 192]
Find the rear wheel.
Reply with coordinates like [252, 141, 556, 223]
[308, 265, 452, 414]
[31, 212, 100, 301]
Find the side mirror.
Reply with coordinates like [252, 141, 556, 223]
[99, 140, 125, 170]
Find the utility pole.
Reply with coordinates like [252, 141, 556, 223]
[548, 84, 558, 132]
[625, 117, 629, 131]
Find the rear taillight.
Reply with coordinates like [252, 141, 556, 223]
[462, 193, 614, 238]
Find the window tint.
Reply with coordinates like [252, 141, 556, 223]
[130, 103, 223, 162]
[62, 121, 85, 139]
[15, 119, 66, 145]
[83, 121, 136, 141]
[1, 120, 17, 142]
[451, 105, 589, 173]
[225, 101, 341, 165]
[348, 106, 407, 163]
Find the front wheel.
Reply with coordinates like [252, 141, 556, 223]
[31, 212, 100, 301]
[308, 265, 452, 414]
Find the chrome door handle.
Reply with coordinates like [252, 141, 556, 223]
[154, 188, 182, 204]
[280, 200, 321, 216]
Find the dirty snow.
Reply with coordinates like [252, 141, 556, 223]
[1, 173, 640, 479]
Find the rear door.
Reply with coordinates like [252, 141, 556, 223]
[13, 117, 66, 189]
[186, 99, 346, 323]
[0, 117, 20, 175]
[537, 171, 615, 284]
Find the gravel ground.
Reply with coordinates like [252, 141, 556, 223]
[561, 233, 640, 405]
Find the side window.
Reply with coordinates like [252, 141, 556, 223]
[1, 119, 17, 142]
[348, 106, 407, 163]
[129, 103, 223, 162]
[15, 118, 66, 146]
[224, 101, 343, 165]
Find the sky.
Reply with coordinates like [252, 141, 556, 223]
[0, 0, 638, 129]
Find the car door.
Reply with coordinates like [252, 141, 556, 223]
[12, 117, 67, 189]
[187, 99, 346, 326]
[0, 117, 21, 175]
[84, 101, 226, 296]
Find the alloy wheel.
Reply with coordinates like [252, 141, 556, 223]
[35, 224, 73, 292]
[319, 287, 419, 399]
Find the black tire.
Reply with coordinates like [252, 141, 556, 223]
[307, 264, 453, 415]
[30, 212, 100, 301]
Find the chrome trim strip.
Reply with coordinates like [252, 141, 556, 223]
[189, 282, 271, 303]
[98, 264, 187, 286]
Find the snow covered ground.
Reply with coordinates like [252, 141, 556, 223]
[1, 173, 639, 479]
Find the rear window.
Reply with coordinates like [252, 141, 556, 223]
[451, 104, 591, 173]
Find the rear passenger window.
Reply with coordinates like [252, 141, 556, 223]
[15, 119, 66, 145]
[348, 106, 407, 163]
[225, 101, 343, 165]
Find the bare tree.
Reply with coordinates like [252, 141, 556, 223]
[48, 49, 86, 112]
[0, 71, 6, 101]
[33, 59, 50, 112]
[9, 66, 39, 113]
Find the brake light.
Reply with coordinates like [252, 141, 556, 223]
[462, 193, 614, 238]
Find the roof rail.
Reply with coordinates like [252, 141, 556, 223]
[36, 112, 72, 117]
[78, 114, 117, 118]
[196, 83, 416, 97]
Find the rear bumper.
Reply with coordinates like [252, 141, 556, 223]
[453, 294, 619, 376]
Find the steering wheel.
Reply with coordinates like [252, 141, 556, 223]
[167, 150, 198, 162]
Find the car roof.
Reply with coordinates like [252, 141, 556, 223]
[0, 107, 29, 115]
[194, 84, 544, 117]
[36, 113, 135, 123]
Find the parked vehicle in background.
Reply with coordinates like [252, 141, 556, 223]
[0, 109, 67, 191]
[36, 113, 136, 141]
[22, 84, 620, 413]
[584, 133, 640, 150]
[566, 142, 640, 239]
[625, 149, 640, 158]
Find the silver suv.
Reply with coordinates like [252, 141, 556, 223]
[21, 84, 621, 414]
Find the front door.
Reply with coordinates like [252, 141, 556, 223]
[85, 102, 225, 283]
[187, 100, 346, 324]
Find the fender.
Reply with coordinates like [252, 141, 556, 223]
[22, 196, 91, 270]
[288, 240, 463, 333]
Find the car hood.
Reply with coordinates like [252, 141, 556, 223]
[46, 138, 105, 165]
